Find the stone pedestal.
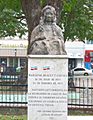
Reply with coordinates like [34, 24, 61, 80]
[28, 55, 68, 120]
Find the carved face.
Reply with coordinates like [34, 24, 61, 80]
[44, 8, 55, 23]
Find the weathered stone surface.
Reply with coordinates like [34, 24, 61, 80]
[29, 5, 67, 55]
[28, 55, 68, 120]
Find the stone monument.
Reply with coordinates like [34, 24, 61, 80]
[28, 5, 68, 120]
[29, 5, 67, 55]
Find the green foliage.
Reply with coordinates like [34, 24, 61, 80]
[60, 0, 93, 41]
[40, 0, 46, 7]
[0, 115, 27, 120]
[0, 0, 93, 41]
[0, 0, 27, 38]
[0, 0, 21, 12]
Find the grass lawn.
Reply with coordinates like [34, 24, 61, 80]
[68, 110, 93, 116]
[0, 115, 27, 120]
[0, 108, 93, 120]
[0, 108, 27, 119]
[0, 110, 93, 120]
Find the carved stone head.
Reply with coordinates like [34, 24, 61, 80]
[41, 5, 56, 23]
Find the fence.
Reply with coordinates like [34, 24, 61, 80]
[0, 74, 93, 111]
[0, 74, 27, 108]
[68, 76, 93, 111]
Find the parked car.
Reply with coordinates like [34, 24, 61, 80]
[71, 67, 93, 76]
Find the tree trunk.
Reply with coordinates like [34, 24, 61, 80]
[21, 0, 41, 53]
[21, 0, 63, 54]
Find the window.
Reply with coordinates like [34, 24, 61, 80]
[9, 58, 18, 67]
[87, 40, 93, 44]
[74, 68, 80, 71]
[74, 68, 85, 71]
[90, 52, 93, 57]
[9, 58, 13, 67]
[79, 68, 85, 71]
[20, 58, 26, 67]
[14, 58, 18, 67]
[0, 58, 7, 65]
[91, 58, 93, 62]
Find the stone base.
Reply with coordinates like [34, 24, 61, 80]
[28, 55, 68, 120]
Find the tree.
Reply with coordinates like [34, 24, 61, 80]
[0, 0, 27, 38]
[21, 0, 93, 44]
[61, 0, 93, 41]
[0, 0, 93, 50]
[21, 0, 63, 52]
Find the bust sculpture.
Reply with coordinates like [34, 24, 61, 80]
[29, 5, 67, 55]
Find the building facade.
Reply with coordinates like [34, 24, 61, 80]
[0, 38, 28, 73]
[0, 38, 93, 72]
[65, 41, 85, 70]
[84, 41, 93, 70]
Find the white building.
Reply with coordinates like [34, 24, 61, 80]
[0, 38, 92, 72]
[0, 38, 28, 69]
[65, 41, 85, 70]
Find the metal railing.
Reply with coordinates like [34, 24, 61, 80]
[68, 76, 93, 111]
[0, 74, 93, 112]
[0, 74, 27, 108]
